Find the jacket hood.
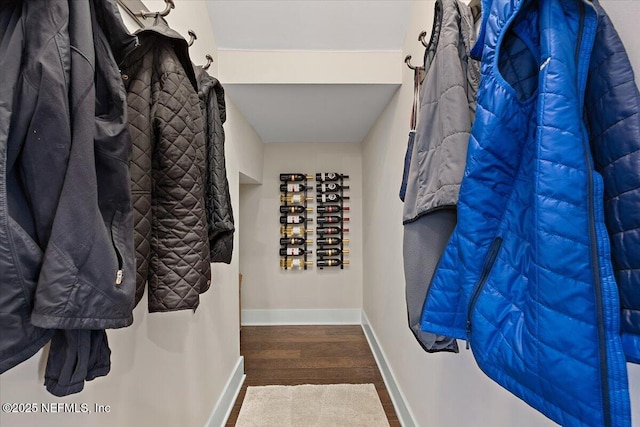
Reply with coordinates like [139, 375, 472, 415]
[131, 24, 198, 91]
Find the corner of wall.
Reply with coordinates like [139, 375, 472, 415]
[204, 357, 246, 427]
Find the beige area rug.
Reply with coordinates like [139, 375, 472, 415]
[235, 383, 390, 427]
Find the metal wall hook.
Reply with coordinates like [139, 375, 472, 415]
[418, 31, 428, 48]
[203, 54, 214, 70]
[404, 55, 422, 71]
[138, 0, 174, 18]
[187, 30, 197, 47]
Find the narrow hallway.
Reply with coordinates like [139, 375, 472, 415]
[2, 2, 639, 427]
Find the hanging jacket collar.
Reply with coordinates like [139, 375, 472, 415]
[126, 23, 199, 91]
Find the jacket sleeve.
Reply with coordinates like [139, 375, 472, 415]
[586, 5, 640, 363]
[125, 52, 154, 307]
[147, 47, 211, 312]
[0, 0, 57, 374]
[31, 0, 133, 330]
[206, 79, 235, 263]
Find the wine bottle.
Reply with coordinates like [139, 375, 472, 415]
[317, 237, 349, 245]
[316, 193, 350, 203]
[316, 248, 349, 257]
[316, 226, 348, 235]
[316, 172, 349, 182]
[280, 173, 313, 182]
[317, 259, 350, 267]
[280, 215, 312, 224]
[316, 205, 349, 213]
[280, 205, 313, 214]
[316, 182, 350, 192]
[280, 225, 314, 236]
[279, 237, 313, 245]
[281, 194, 313, 204]
[279, 247, 312, 256]
[316, 216, 349, 224]
[280, 183, 312, 192]
[280, 258, 313, 269]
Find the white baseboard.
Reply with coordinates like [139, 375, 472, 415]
[204, 356, 246, 427]
[241, 309, 362, 325]
[361, 311, 417, 427]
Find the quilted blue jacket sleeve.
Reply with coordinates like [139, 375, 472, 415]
[585, 1, 640, 364]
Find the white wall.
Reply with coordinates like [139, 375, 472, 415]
[226, 98, 265, 184]
[361, 1, 640, 426]
[239, 142, 363, 318]
[0, 2, 259, 427]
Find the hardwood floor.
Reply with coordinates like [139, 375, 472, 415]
[225, 325, 400, 426]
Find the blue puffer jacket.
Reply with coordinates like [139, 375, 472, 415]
[420, 0, 634, 425]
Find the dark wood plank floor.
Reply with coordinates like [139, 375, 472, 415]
[225, 325, 400, 426]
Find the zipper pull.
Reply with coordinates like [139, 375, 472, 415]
[466, 320, 472, 350]
[115, 270, 124, 285]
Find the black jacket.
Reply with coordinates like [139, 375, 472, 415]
[123, 25, 211, 312]
[0, 0, 136, 395]
[196, 67, 235, 264]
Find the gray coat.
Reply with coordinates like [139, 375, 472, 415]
[402, 0, 479, 223]
[402, 0, 479, 353]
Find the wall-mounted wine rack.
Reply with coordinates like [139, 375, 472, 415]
[279, 174, 313, 270]
[278, 172, 351, 271]
[315, 173, 350, 269]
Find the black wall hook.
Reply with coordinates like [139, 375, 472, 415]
[203, 54, 214, 70]
[188, 30, 197, 47]
[404, 55, 422, 71]
[418, 31, 428, 48]
[138, 0, 174, 18]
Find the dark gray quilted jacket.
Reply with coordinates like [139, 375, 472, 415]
[195, 67, 235, 264]
[122, 24, 211, 312]
[402, 0, 479, 223]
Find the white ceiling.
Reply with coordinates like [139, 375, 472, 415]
[206, 1, 411, 51]
[206, 1, 411, 143]
[225, 84, 400, 143]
